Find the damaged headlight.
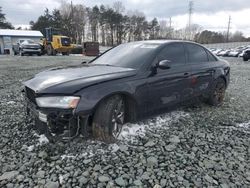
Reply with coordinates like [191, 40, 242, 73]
[36, 96, 80, 109]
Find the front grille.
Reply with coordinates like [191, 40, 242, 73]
[25, 87, 36, 104]
[26, 47, 39, 50]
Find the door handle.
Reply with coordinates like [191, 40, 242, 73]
[184, 72, 189, 76]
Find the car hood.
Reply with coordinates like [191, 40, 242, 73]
[24, 65, 136, 94]
[21, 43, 40, 47]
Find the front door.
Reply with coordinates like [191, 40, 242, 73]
[146, 42, 193, 112]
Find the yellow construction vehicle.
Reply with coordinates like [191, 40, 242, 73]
[42, 27, 74, 55]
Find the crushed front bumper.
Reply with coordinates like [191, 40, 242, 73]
[25, 96, 88, 141]
[22, 48, 41, 53]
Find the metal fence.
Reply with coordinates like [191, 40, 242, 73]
[203, 42, 250, 49]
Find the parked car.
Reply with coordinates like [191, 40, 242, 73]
[243, 49, 250, 61]
[212, 48, 223, 56]
[217, 49, 230, 57]
[239, 48, 250, 57]
[23, 40, 230, 142]
[228, 49, 242, 57]
[13, 39, 42, 56]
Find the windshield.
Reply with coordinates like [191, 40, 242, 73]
[92, 42, 160, 69]
[21, 39, 35, 44]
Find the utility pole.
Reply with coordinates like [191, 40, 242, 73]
[226, 16, 231, 42]
[169, 17, 172, 39]
[187, 1, 194, 40]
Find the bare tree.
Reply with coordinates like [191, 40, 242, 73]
[189, 24, 202, 40]
[88, 6, 100, 42]
[59, 1, 87, 43]
[113, 1, 125, 14]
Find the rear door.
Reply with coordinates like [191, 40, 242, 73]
[146, 42, 193, 112]
[184, 43, 216, 96]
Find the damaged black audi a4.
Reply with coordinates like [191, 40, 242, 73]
[23, 40, 230, 142]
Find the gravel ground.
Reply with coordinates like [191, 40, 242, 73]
[0, 55, 249, 188]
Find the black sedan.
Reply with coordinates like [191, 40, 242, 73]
[23, 40, 230, 142]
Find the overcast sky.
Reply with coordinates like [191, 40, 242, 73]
[2, 0, 250, 37]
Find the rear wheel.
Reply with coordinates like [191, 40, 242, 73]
[92, 95, 125, 142]
[62, 52, 69, 56]
[243, 57, 248, 61]
[207, 78, 226, 106]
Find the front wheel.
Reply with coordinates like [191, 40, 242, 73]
[207, 78, 226, 106]
[92, 95, 125, 142]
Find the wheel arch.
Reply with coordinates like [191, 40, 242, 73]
[92, 91, 138, 122]
[214, 67, 229, 87]
[218, 75, 226, 85]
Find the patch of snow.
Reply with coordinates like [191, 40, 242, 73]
[118, 111, 189, 142]
[88, 152, 95, 158]
[59, 175, 64, 184]
[27, 145, 34, 152]
[80, 153, 88, 158]
[7, 101, 15, 105]
[61, 155, 75, 160]
[119, 123, 147, 139]
[34, 134, 49, 145]
[237, 121, 250, 129]
[108, 143, 119, 152]
[70, 54, 83, 56]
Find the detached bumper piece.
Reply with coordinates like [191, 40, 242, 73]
[24, 88, 88, 141]
[26, 103, 80, 141]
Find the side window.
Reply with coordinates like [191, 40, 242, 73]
[206, 50, 217, 61]
[185, 43, 209, 63]
[158, 43, 186, 65]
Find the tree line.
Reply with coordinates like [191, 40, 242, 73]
[194, 30, 250, 44]
[29, 1, 163, 46]
[1, 2, 250, 45]
[0, 7, 14, 29]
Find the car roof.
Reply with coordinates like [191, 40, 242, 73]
[129, 40, 185, 45]
[127, 40, 201, 50]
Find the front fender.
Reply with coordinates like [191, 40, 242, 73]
[74, 81, 136, 115]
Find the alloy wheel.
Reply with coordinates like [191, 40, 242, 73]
[111, 100, 125, 138]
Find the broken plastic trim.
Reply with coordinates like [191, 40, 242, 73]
[25, 96, 89, 141]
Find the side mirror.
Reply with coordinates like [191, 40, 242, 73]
[157, 60, 171, 70]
